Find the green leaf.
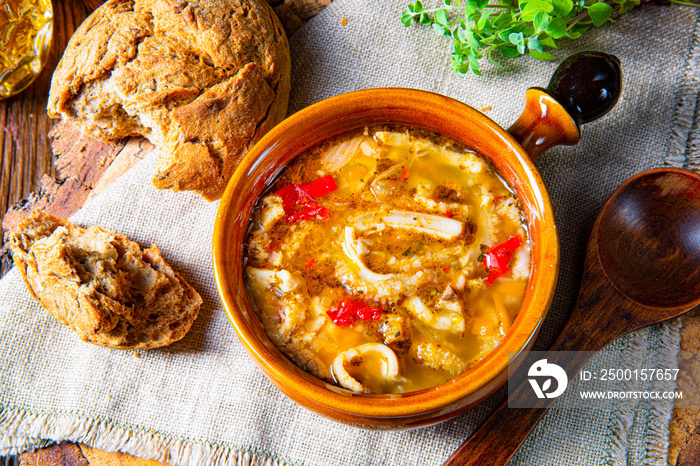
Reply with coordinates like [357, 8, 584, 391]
[619, 1, 636, 12]
[476, 10, 494, 30]
[551, 0, 575, 16]
[455, 25, 467, 44]
[468, 50, 480, 68]
[399, 0, 626, 76]
[521, 0, 554, 22]
[468, 0, 491, 11]
[498, 23, 527, 41]
[466, 30, 481, 49]
[527, 37, 542, 52]
[467, 50, 483, 76]
[587, 2, 613, 26]
[433, 23, 451, 37]
[532, 11, 550, 31]
[522, 23, 537, 36]
[545, 18, 568, 38]
[492, 11, 513, 29]
[569, 21, 591, 38]
[529, 49, 556, 60]
[435, 8, 448, 25]
[453, 58, 471, 74]
[499, 44, 522, 58]
[509, 32, 526, 53]
[539, 35, 557, 48]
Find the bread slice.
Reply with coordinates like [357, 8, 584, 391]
[47, 0, 291, 200]
[9, 211, 202, 349]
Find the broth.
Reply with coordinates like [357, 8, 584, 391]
[243, 127, 530, 393]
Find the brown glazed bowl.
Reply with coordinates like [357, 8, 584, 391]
[213, 52, 622, 429]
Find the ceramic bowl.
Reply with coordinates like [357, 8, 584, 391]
[212, 52, 621, 429]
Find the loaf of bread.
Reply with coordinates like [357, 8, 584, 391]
[9, 211, 202, 349]
[47, 0, 291, 200]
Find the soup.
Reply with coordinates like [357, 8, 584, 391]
[243, 127, 530, 394]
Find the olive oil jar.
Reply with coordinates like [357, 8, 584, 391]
[0, 0, 53, 99]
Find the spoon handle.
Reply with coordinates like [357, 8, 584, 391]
[441, 318, 602, 466]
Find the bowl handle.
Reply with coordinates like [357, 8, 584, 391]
[507, 51, 622, 160]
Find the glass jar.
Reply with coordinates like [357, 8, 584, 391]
[0, 0, 53, 99]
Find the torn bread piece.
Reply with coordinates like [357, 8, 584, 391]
[47, 0, 291, 200]
[9, 211, 202, 349]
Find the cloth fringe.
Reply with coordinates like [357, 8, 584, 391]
[602, 333, 649, 465]
[600, 320, 682, 466]
[665, 8, 700, 170]
[643, 320, 682, 466]
[0, 406, 294, 466]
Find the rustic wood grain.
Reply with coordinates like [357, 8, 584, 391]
[1, 122, 125, 229]
[678, 431, 700, 466]
[0, 0, 94, 246]
[670, 308, 700, 465]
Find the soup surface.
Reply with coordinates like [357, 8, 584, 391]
[243, 127, 530, 393]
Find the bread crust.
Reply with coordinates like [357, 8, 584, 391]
[10, 211, 202, 349]
[48, 0, 291, 200]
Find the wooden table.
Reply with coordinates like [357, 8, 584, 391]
[1, 0, 328, 464]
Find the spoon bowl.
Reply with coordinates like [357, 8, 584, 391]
[597, 168, 700, 311]
[443, 167, 700, 466]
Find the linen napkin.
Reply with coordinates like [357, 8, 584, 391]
[1, 1, 699, 465]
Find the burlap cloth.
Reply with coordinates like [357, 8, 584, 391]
[1, 1, 699, 465]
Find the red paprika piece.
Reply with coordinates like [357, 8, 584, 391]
[275, 175, 337, 223]
[327, 298, 383, 327]
[483, 234, 523, 286]
[300, 174, 338, 198]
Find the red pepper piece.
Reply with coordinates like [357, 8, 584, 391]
[483, 235, 523, 286]
[286, 203, 328, 223]
[275, 176, 337, 223]
[400, 167, 410, 181]
[327, 298, 383, 327]
[301, 174, 338, 198]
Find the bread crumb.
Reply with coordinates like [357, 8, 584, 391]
[341, 17, 348, 26]
[134, 352, 141, 358]
[480, 106, 492, 112]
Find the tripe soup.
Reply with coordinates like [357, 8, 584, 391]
[243, 127, 530, 394]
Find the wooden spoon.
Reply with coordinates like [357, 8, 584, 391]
[443, 167, 700, 466]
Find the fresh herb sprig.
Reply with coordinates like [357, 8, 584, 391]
[401, 0, 691, 76]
